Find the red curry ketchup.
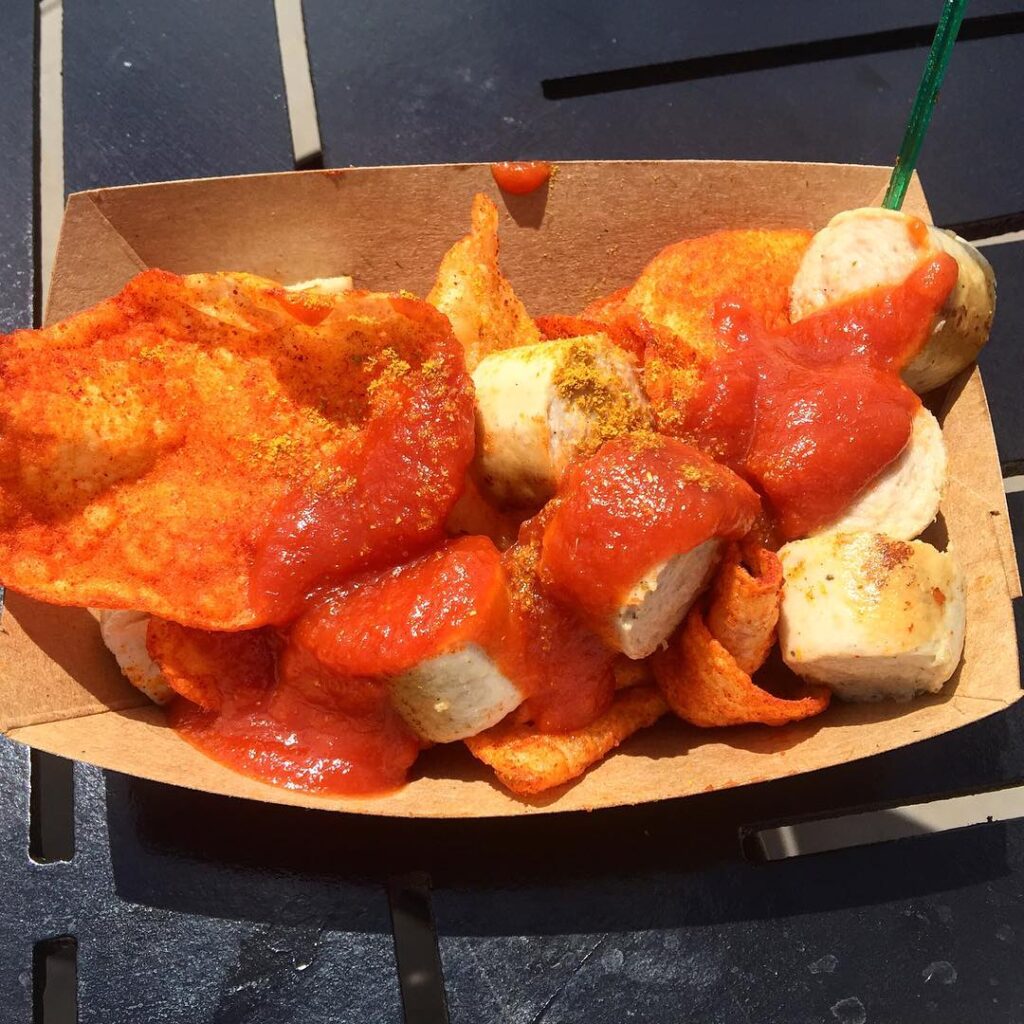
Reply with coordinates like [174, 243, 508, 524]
[288, 536, 526, 684]
[490, 161, 552, 195]
[171, 235, 960, 797]
[169, 627, 419, 795]
[503, 510, 617, 732]
[676, 255, 956, 539]
[785, 256, 958, 370]
[539, 436, 760, 634]
[250, 298, 476, 623]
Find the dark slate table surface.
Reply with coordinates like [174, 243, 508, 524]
[3, 2, 1024, 1021]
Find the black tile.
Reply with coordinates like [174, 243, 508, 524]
[63, 0, 294, 193]
[0, 3, 35, 331]
[305, 0, 1024, 225]
[980, 243, 1024, 473]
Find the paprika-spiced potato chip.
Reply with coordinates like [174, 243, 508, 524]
[427, 193, 542, 369]
[628, 229, 812, 356]
[465, 685, 667, 796]
[535, 312, 646, 361]
[146, 617, 278, 713]
[534, 287, 673, 363]
[652, 542, 828, 728]
[0, 270, 473, 629]
[653, 608, 830, 728]
[612, 655, 654, 691]
[578, 287, 669, 362]
[705, 543, 784, 675]
[625, 229, 812, 431]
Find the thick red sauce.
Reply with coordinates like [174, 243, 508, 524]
[539, 436, 760, 629]
[676, 256, 956, 538]
[173, 538, 533, 795]
[250, 298, 476, 624]
[490, 161, 552, 195]
[503, 511, 616, 732]
[291, 536, 525, 683]
[169, 626, 419, 795]
[785, 255, 957, 370]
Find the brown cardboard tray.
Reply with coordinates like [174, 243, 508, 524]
[0, 160, 1018, 817]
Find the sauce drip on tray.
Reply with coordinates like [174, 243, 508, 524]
[490, 161, 552, 195]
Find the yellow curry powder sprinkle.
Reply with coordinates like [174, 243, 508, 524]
[331, 473, 357, 496]
[674, 461, 712, 491]
[623, 429, 665, 451]
[249, 433, 301, 468]
[551, 338, 652, 454]
[505, 539, 541, 612]
[365, 347, 412, 397]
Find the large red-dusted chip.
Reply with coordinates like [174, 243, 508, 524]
[653, 610, 829, 728]
[580, 287, 632, 323]
[0, 270, 474, 628]
[705, 544, 783, 675]
[465, 686, 667, 796]
[629, 229, 812, 358]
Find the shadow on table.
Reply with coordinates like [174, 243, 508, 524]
[431, 815, 1017, 937]
[103, 694, 1024, 934]
[103, 769, 398, 935]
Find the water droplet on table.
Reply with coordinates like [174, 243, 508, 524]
[830, 996, 866, 1023]
[601, 947, 624, 972]
[922, 961, 957, 985]
[809, 954, 838, 975]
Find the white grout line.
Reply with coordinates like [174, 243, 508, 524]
[273, 0, 322, 166]
[973, 229, 1024, 248]
[755, 786, 1024, 860]
[38, 0, 64, 317]
[1004, 476, 1024, 494]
